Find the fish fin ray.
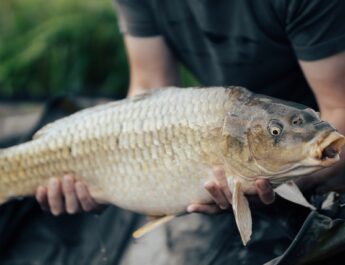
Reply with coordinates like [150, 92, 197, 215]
[129, 88, 171, 102]
[133, 215, 175, 239]
[32, 124, 52, 139]
[232, 180, 252, 246]
[275, 181, 315, 210]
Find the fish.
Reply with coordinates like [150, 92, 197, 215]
[0, 87, 344, 245]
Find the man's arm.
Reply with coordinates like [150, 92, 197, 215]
[125, 36, 181, 96]
[297, 51, 345, 192]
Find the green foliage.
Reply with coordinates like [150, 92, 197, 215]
[0, 0, 199, 101]
[0, 0, 129, 100]
[180, 67, 200, 88]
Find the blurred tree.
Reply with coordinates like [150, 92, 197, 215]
[0, 0, 129, 100]
[0, 0, 199, 101]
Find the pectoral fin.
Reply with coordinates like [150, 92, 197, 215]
[232, 180, 252, 246]
[133, 215, 175, 239]
[275, 181, 315, 210]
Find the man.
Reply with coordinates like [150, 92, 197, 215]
[109, 2, 345, 264]
[12, 0, 345, 264]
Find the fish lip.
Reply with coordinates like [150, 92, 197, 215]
[312, 131, 345, 166]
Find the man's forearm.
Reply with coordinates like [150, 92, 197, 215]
[124, 36, 181, 98]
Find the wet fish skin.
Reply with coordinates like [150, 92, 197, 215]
[0, 87, 344, 245]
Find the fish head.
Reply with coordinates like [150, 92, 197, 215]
[224, 90, 345, 179]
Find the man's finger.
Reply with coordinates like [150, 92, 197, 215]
[35, 185, 49, 211]
[187, 203, 222, 214]
[62, 175, 80, 214]
[213, 167, 233, 204]
[255, 179, 275, 205]
[75, 181, 99, 211]
[204, 181, 230, 209]
[47, 178, 65, 215]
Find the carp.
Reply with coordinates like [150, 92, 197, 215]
[0, 87, 344, 245]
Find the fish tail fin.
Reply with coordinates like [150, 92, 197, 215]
[229, 178, 252, 246]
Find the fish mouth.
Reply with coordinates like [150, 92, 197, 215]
[313, 131, 345, 166]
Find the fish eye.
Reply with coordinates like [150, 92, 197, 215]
[268, 122, 283, 136]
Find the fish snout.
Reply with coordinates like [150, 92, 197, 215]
[312, 130, 345, 167]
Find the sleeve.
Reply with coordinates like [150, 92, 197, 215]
[113, 0, 160, 37]
[284, 0, 345, 61]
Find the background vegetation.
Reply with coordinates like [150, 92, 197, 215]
[0, 0, 198, 101]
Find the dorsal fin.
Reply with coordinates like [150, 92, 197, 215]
[33, 123, 54, 139]
[129, 87, 173, 102]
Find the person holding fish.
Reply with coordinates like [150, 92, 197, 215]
[3, 0, 345, 264]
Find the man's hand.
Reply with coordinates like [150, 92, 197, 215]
[187, 167, 275, 214]
[35, 175, 102, 215]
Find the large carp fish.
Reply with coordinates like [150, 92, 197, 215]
[0, 87, 344, 245]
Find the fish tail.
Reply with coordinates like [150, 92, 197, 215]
[0, 146, 18, 204]
[0, 148, 6, 204]
[0, 141, 40, 205]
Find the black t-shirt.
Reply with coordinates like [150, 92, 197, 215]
[115, 0, 345, 108]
